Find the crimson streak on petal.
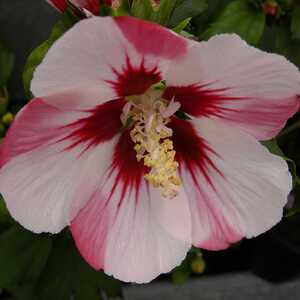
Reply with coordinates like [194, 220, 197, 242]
[71, 187, 112, 270]
[61, 99, 124, 151]
[71, 130, 147, 272]
[107, 56, 162, 97]
[163, 85, 244, 118]
[107, 130, 146, 207]
[171, 118, 242, 250]
[171, 118, 222, 189]
[62, 105, 146, 205]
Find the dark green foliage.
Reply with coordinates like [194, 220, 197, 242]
[1, 1, 300, 298]
[201, 0, 266, 45]
[0, 227, 122, 300]
[23, 11, 77, 99]
[291, 7, 300, 40]
[0, 42, 15, 89]
[168, 0, 208, 27]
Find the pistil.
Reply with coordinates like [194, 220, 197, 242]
[121, 88, 181, 198]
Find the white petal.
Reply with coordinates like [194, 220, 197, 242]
[179, 117, 292, 249]
[31, 17, 187, 107]
[71, 158, 191, 283]
[165, 34, 300, 140]
[0, 95, 121, 233]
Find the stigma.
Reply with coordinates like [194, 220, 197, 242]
[121, 87, 181, 199]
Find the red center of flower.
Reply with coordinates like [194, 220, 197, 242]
[106, 57, 162, 98]
[62, 99, 124, 152]
[60, 57, 230, 198]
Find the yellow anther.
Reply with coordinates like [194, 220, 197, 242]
[134, 144, 142, 151]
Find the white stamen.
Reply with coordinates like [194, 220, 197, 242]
[160, 97, 181, 118]
[124, 87, 182, 199]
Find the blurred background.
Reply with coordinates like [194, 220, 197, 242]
[0, 0, 300, 299]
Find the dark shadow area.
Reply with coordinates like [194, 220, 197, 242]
[0, 0, 59, 100]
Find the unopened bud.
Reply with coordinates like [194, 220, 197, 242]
[191, 256, 206, 274]
[2, 112, 14, 126]
[151, 0, 160, 9]
[172, 269, 190, 284]
[262, 1, 279, 16]
[109, 0, 122, 9]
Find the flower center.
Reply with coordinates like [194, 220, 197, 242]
[121, 87, 181, 198]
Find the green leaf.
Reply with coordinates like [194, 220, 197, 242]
[286, 185, 300, 217]
[0, 197, 12, 225]
[262, 139, 285, 157]
[168, 0, 208, 27]
[153, 79, 166, 91]
[171, 251, 193, 284]
[262, 139, 300, 187]
[257, 24, 277, 52]
[8, 284, 39, 300]
[202, 0, 266, 45]
[175, 110, 192, 120]
[37, 235, 75, 300]
[131, 0, 154, 19]
[291, 7, 300, 40]
[0, 226, 52, 288]
[0, 42, 15, 88]
[23, 12, 76, 99]
[37, 232, 122, 300]
[120, 116, 134, 132]
[171, 268, 190, 284]
[275, 23, 300, 66]
[193, 0, 231, 35]
[0, 87, 8, 116]
[74, 251, 122, 299]
[152, 0, 177, 25]
[114, 3, 131, 16]
[172, 17, 192, 33]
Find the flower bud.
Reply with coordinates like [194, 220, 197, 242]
[2, 112, 14, 126]
[151, 0, 160, 9]
[110, 0, 122, 9]
[262, 1, 279, 16]
[191, 256, 206, 274]
[171, 269, 190, 284]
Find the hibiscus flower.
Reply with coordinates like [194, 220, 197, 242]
[46, 0, 112, 15]
[0, 17, 299, 283]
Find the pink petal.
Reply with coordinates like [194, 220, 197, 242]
[71, 130, 191, 283]
[0, 91, 123, 233]
[164, 34, 300, 140]
[172, 117, 292, 250]
[163, 85, 239, 118]
[32, 17, 186, 105]
[0, 99, 65, 168]
[114, 16, 187, 59]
